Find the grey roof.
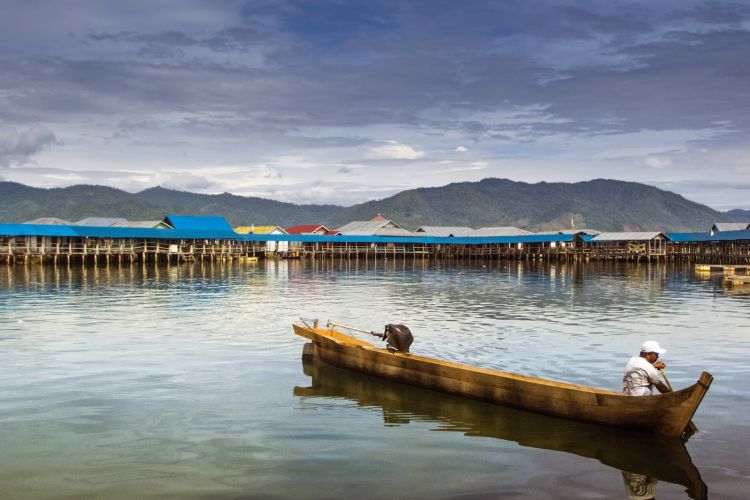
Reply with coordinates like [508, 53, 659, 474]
[591, 232, 666, 242]
[337, 219, 407, 235]
[712, 222, 750, 232]
[110, 220, 171, 229]
[415, 226, 475, 237]
[535, 229, 601, 236]
[558, 229, 601, 236]
[24, 217, 72, 225]
[73, 217, 128, 227]
[374, 227, 414, 237]
[470, 226, 532, 237]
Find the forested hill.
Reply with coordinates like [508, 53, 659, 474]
[0, 183, 340, 227]
[0, 178, 736, 232]
[326, 178, 728, 232]
[725, 209, 750, 222]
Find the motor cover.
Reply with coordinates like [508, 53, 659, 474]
[383, 324, 414, 353]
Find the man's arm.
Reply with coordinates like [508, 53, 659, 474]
[652, 362, 671, 393]
[645, 361, 672, 393]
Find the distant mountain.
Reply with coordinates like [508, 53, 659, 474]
[0, 182, 340, 227]
[724, 209, 750, 222]
[0, 178, 733, 232]
[324, 178, 727, 232]
[134, 187, 341, 227]
[0, 182, 165, 222]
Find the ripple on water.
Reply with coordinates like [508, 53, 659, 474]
[1, 260, 749, 498]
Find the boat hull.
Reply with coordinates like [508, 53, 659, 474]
[296, 360, 707, 500]
[293, 323, 712, 438]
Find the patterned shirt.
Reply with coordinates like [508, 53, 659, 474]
[622, 356, 662, 396]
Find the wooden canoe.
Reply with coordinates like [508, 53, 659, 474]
[293, 321, 713, 438]
[295, 360, 707, 500]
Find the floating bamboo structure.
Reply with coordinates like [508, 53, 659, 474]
[1, 232, 749, 266]
[0, 236, 264, 265]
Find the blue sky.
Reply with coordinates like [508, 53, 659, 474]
[0, 0, 748, 209]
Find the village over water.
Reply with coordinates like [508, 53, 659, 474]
[1, 213, 749, 265]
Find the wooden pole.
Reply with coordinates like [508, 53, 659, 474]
[659, 369, 674, 391]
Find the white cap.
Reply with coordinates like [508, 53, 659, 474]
[641, 340, 666, 354]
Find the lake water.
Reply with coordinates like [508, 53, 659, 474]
[0, 259, 748, 499]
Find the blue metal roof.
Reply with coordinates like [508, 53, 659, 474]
[71, 226, 239, 240]
[0, 223, 576, 244]
[4, 222, 748, 245]
[0, 223, 239, 240]
[238, 233, 577, 245]
[0, 224, 79, 237]
[666, 230, 750, 242]
[163, 214, 233, 231]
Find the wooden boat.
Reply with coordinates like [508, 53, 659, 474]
[293, 320, 713, 438]
[295, 360, 707, 500]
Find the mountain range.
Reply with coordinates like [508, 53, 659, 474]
[0, 178, 744, 232]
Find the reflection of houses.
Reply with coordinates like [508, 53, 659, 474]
[711, 222, 750, 235]
[589, 232, 668, 256]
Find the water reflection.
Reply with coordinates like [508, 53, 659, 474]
[295, 360, 707, 500]
[622, 470, 658, 500]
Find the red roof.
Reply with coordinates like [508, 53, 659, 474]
[371, 214, 386, 221]
[285, 224, 330, 234]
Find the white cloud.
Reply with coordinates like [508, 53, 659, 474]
[0, 125, 56, 164]
[455, 146, 468, 153]
[368, 140, 425, 160]
[266, 154, 322, 170]
[432, 162, 488, 174]
[641, 156, 673, 169]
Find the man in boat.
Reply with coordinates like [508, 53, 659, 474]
[623, 341, 671, 396]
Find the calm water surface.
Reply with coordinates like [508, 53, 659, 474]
[0, 260, 748, 499]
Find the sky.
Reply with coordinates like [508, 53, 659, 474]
[0, 1, 749, 209]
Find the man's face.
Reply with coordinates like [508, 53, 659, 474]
[646, 352, 659, 363]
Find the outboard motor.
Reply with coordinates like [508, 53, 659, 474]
[382, 324, 414, 353]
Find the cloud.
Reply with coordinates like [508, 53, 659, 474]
[0, 2, 749, 208]
[641, 156, 673, 169]
[368, 140, 425, 160]
[0, 125, 56, 165]
[160, 174, 218, 191]
[432, 164, 488, 174]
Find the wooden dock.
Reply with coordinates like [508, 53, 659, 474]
[723, 274, 750, 286]
[695, 264, 750, 274]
